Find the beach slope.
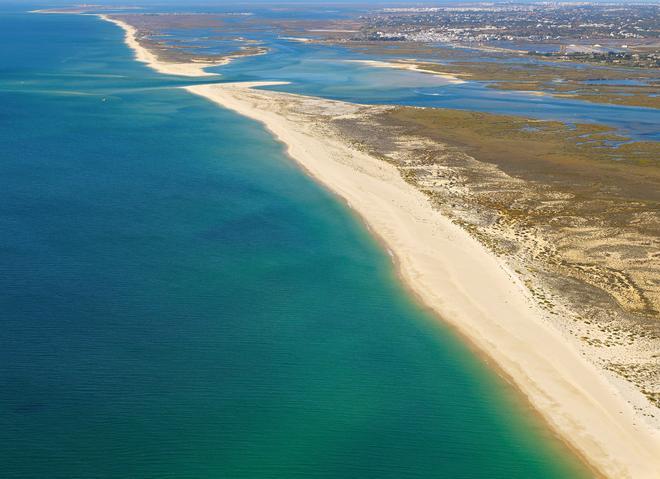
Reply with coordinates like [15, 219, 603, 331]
[185, 82, 660, 479]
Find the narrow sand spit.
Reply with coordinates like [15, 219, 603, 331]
[347, 59, 467, 84]
[184, 82, 660, 479]
[97, 15, 224, 77]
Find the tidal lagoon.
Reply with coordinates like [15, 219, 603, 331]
[0, 10, 594, 478]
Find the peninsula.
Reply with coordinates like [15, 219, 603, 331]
[91, 10, 660, 478]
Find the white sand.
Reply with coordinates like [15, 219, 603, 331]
[347, 59, 467, 84]
[279, 36, 313, 43]
[186, 82, 660, 479]
[42, 10, 660, 474]
[97, 15, 224, 77]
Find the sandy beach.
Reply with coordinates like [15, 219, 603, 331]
[90, 13, 660, 477]
[347, 59, 467, 84]
[97, 15, 224, 77]
[183, 82, 660, 478]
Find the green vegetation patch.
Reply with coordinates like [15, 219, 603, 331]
[379, 106, 660, 202]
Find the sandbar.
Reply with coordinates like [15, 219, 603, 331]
[347, 59, 467, 84]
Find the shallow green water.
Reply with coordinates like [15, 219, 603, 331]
[0, 10, 592, 478]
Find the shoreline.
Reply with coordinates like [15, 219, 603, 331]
[92, 14, 660, 478]
[96, 14, 224, 77]
[346, 59, 467, 84]
[184, 82, 660, 479]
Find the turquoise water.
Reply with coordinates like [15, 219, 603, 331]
[0, 10, 594, 478]
[117, 4, 660, 140]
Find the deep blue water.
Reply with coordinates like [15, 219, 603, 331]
[0, 9, 596, 478]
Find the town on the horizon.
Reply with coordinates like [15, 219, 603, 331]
[354, 2, 659, 67]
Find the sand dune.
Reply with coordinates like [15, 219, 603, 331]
[185, 81, 660, 479]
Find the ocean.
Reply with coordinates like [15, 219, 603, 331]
[0, 9, 592, 478]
